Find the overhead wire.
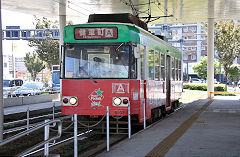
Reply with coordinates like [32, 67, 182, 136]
[52, 0, 88, 17]
[67, 1, 95, 14]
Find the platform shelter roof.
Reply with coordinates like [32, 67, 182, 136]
[2, 0, 240, 24]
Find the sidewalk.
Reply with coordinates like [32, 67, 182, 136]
[97, 97, 240, 157]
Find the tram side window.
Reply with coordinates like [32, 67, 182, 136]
[140, 47, 145, 80]
[148, 50, 154, 80]
[160, 54, 165, 80]
[179, 60, 182, 80]
[172, 57, 175, 81]
[130, 47, 137, 79]
[155, 51, 160, 80]
[176, 59, 179, 80]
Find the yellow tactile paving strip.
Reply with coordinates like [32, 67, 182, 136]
[146, 99, 214, 157]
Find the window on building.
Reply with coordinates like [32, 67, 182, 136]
[192, 47, 197, 50]
[191, 55, 196, 60]
[183, 27, 188, 32]
[183, 55, 188, 60]
[4, 63, 7, 68]
[191, 27, 196, 32]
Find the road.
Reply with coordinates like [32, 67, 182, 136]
[4, 101, 61, 115]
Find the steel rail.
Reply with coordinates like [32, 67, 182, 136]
[0, 119, 62, 157]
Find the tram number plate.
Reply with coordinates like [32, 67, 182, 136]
[115, 110, 125, 115]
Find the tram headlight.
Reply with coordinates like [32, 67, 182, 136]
[69, 97, 77, 105]
[113, 97, 122, 106]
[62, 96, 78, 106]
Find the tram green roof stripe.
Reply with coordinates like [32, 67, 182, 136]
[64, 24, 140, 43]
[64, 23, 181, 59]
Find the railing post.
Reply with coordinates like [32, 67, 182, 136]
[106, 106, 110, 151]
[74, 114, 78, 157]
[143, 98, 146, 129]
[27, 107, 30, 133]
[128, 103, 131, 139]
[52, 103, 55, 121]
[44, 119, 50, 156]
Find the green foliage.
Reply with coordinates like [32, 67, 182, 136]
[214, 21, 240, 83]
[193, 56, 219, 79]
[228, 64, 240, 82]
[28, 16, 59, 69]
[24, 52, 45, 81]
[28, 39, 59, 69]
[183, 83, 225, 91]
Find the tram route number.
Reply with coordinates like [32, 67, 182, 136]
[115, 110, 125, 115]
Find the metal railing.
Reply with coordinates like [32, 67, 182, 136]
[0, 119, 62, 156]
[210, 91, 240, 99]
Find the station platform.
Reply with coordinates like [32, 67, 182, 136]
[97, 96, 240, 157]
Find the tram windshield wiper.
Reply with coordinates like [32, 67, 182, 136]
[79, 66, 98, 83]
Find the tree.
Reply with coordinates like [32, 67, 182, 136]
[214, 21, 240, 84]
[28, 16, 59, 69]
[24, 52, 45, 81]
[228, 64, 240, 83]
[193, 56, 219, 79]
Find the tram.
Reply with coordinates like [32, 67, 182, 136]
[61, 14, 182, 122]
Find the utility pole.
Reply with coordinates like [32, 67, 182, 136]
[0, 0, 4, 142]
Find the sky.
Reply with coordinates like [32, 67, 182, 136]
[2, 9, 57, 57]
[2, 9, 36, 29]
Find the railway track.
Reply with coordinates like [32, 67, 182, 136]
[0, 104, 186, 156]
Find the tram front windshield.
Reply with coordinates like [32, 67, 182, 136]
[64, 44, 134, 79]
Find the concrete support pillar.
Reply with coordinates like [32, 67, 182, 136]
[164, 0, 168, 37]
[0, 0, 4, 142]
[59, 0, 66, 96]
[207, 0, 215, 98]
[59, 0, 66, 62]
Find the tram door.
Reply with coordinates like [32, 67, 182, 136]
[166, 55, 171, 107]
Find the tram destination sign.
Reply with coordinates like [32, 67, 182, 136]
[74, 27, 118, 40]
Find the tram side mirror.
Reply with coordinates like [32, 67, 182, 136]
[134, 45, 140, 58]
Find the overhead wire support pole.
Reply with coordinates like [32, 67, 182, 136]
[59, 0, 66, 97]
[0, 0, 3, 142]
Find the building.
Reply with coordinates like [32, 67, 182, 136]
[150, 23, 208, 79]
[3, 55, 27, 79]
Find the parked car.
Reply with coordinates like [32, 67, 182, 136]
[190, 78, 201, 83]
[3, 79, 24, 98]
[12, 82, 49, 97]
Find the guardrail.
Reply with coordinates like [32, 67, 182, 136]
[0, 119, 62, 156]
[210, 92, 240, 99]
[4, 93, 60, 108]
